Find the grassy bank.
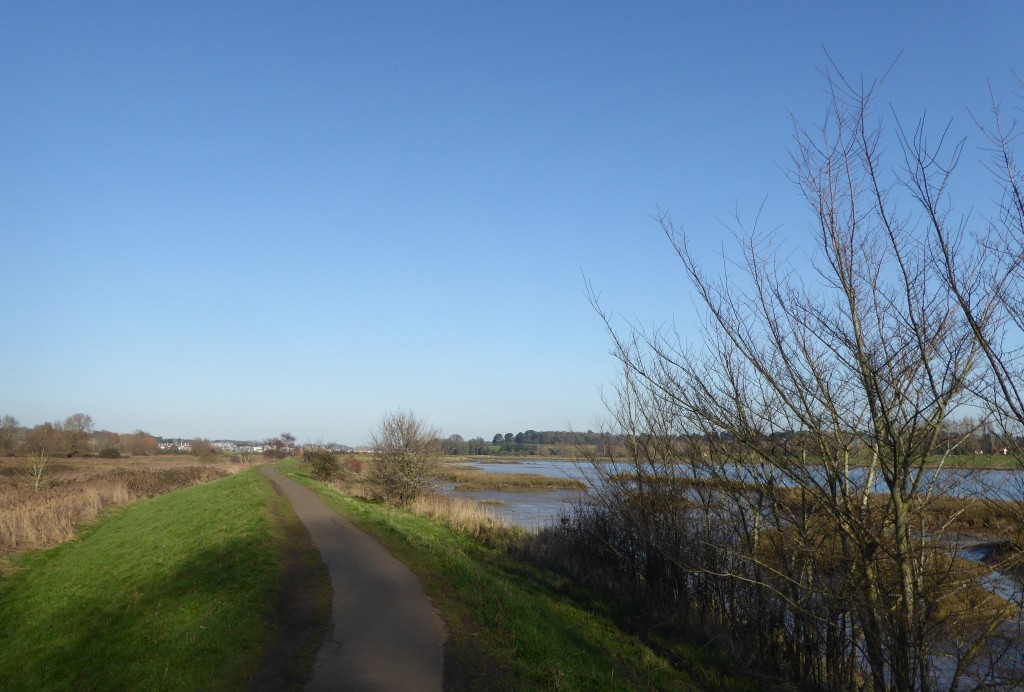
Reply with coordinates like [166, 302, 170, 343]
[0, 470, 295, 691]
[0, 462, 235, 558]
[277, 458, 753, 690]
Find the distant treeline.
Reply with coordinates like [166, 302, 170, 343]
[441, 424, 1023, 459]
[442, 430, 616, 457]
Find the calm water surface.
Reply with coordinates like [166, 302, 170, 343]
[446, 457, 1024, 528]
[447, 459, 588, 529]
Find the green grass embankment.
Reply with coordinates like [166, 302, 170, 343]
[277, 458, 752, 690]
[0, 470, 283, 691]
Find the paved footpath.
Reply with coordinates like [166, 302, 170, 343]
[259, 467, 445, 691]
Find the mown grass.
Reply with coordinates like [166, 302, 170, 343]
[0, 470, 281, 691]
[278, 458, 753, 690]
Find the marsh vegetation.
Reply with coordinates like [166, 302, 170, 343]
[549, 65, 1024, 690]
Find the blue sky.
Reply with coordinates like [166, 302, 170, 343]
[2, 2, 1021, 444]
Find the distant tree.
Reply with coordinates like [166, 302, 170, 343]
[467, 437, 489, 455]
[262, 433, 295, 459]
[443, 434, 467, 456]
[92, 430, 120, 452]
[123, 430, 158, 456]
[62, 413, 94, 455]
[0, 415, 21, 454]
[23, 423, 62, 490]
[492, 433, 504, 445]
[191, 438, 215, 457]
[367, 411, 441, 506]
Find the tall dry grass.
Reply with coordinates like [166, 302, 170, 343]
[407, 493, 522, 541]
[301, 457, 524, 541]
[0, 464, 232, 556]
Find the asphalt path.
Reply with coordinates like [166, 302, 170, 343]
[259, 467, 445, 691]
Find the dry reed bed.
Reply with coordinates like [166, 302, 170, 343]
[438, 467, 585, 492]
[408, 493, 521, 539]
[609, 472, 1024, 537]
[324, 473, 521, 541]
[0, 465, 233, 556]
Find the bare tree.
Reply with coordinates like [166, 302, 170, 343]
[367, 411, 442, 506]
[921, 75, 1024, 438]
[123, 430, 158, 456]
[62, 413, 94, 455]
[92, 430, 121, 453]
[23, 423, 62, 491]
[191, 438, 215, 457]
[580, 65, 1024, 690]
[0, 415, 21, 454]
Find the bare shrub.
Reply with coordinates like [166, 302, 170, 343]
[366, 411, 442, 506]
[21, 451, 49, 492]
[342, 454, 363, 474]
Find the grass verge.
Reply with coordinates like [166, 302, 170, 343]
[0, 469, 305, 691]
[278, 458, 753, 690]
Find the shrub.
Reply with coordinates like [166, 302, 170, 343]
[366, 410, 441, 506]
[343, 454, 363, 473]
[98, 448, 121, 459]
[304, 449, 339, 482]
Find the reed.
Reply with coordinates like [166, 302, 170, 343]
[438, 467, 586, 492]
[407, 492, 521, 541]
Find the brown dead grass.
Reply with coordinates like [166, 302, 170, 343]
[438, 466, 586, 492]
[408, 493, 522, 541]
[0, 455, 242, 558]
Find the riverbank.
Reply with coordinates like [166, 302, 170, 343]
[448, 453, 1024, 471]
[276, 458, 759, 689]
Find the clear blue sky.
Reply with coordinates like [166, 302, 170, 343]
[2, 2, 1021, 444]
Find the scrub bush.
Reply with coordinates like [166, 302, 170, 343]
[304, 449, 339, 482]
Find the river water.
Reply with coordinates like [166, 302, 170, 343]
[446, 457, 1024, 528]
[446, 459, 587, 530]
